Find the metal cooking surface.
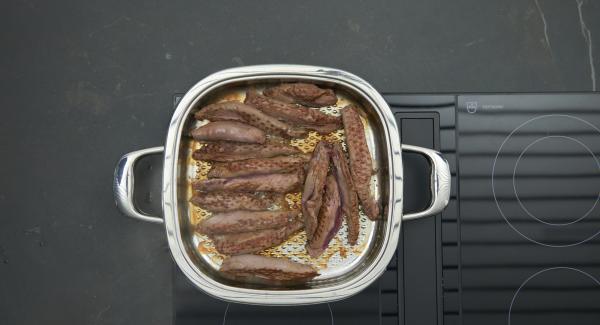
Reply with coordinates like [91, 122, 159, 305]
[173, 94, 401, 325]
[164, 66, 403, 306]
[185, 85, 380, 281]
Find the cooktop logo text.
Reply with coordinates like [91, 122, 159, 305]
[481, 104, 504, 109]
[466, 101, 504, 113]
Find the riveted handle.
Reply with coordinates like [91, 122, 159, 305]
[113, 147, 164, 224]
[401, 144, 450, 221]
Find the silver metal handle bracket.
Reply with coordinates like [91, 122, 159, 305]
[113, 146, 164, 224]
[401, 144, 451, 221]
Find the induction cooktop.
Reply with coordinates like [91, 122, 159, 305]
[169, 93, 600, 325]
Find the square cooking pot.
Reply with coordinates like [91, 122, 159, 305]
[113, 65, 450, 305]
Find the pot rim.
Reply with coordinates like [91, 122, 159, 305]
[162, 64, 404, 305]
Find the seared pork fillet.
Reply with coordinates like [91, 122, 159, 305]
[301, 141, 331, 240]
[190, 192, 286, 212]
[197, 210, 301, 235]
[308, 174, 343, 258]
[331, 143, 360, 245]
[195, 101, 306, 138]
[263, 83, 337, 107]
[341, 105, 379, 220]
[208, 155, 309, 178]
[245, 89, 341, 126]
[211, 219, 303, 255]
[193, 172, 304, 193]
[191, 121, 265, 144]
[220, 255, 318, 283]
[193, 142, 301, 162]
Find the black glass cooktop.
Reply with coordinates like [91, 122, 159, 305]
[171, 94, 600, 325]
[455, 94, 600, 325]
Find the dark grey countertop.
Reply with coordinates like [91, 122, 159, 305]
[1, 0, 598, 324]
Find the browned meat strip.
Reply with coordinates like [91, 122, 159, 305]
[264, 83, 337, 107]
[191, 121, 265, 144]
[308, 174, 343, 258]
[195, 101, 306, 138]
[301, 141, 331, 240]
[342, 105, 379, 220]
[208, 155, 309, 178]
[301, 123, 340, 135]
[220, 255, 318, 284]
[195, 104, 246, 123]
[197, 210, 300, 235]
[193, 172, 304, 193]
[211, 220, 303, 255]
[220, 255, 318, 283]
[193, 142, 301, 162]
[245, 89, 341, 126]
[190, 192, 286, 212]
[331, 143, 360, 245]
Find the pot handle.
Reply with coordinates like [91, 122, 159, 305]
[113, 146, 164, 224]
[401, 144, 451, 221]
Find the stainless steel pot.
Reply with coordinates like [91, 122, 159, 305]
[113, 65, 450, 305]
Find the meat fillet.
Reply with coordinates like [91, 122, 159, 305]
[303, 123, 340, 135]
[190, 192, 286, 212]
[208, 155, 309, 178]
[211, 219, 303, 255]
[195, 101, 306, 138]
[301, 141, 331, 240]
[331, 143, 360, 245]
[193, 172, 304, 193]
[220, 255, 318, 284]
[245, 89, 341, 127]
[191, 121, 265, 144]
[197, 210, 301, 235]
[342, 105, 379, 220]
[193, 142, 301, 162]
[196, 107, 245, 123]
[308, 174, 343, 258]
[264, 83, 337, 107]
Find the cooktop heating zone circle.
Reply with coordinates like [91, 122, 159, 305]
[508, 267, 600, 325]
[492, 114, 600, 247]
[512, 135, 600, 226]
